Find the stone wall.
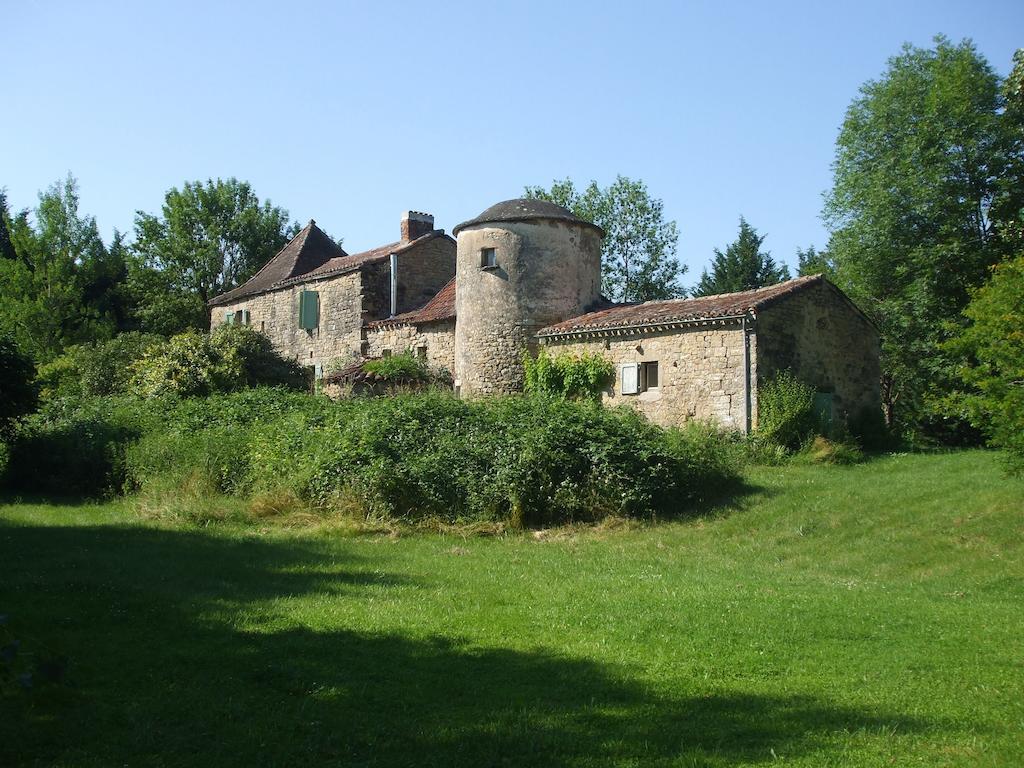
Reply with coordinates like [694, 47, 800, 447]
[211, 235, 456, 377]
[754, 281, 880, 421]
[212, 270, 366, 374]
[455, 220, 602, 396]
[365, 320, 456, 379]
[542, 322, 753, 430]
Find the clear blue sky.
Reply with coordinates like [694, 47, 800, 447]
[4, 0, 1021, 286]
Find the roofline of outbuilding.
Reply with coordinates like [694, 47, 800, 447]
[208, 230, 454, 306]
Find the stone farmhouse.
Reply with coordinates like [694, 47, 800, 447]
[210, 199, 880, 432]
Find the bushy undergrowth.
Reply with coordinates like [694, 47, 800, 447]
[130, 325, 307, 398]
[523, 349, 615, 401]
[362, 352, 429, 382]
[2, 389, 742, 526]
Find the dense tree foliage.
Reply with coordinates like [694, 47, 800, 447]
[0, 175, 126, 361]
[524, 176, 684, 302]
[129, 325, 307, 398]
[0, 335, 37, 440]
[132, 178, 298, 330]
[824, 38, 1023, 435]
[693, 217, 790, 296]
[796, 246, 835, 277]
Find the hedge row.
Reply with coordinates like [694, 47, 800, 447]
[3, 389, 742, 525]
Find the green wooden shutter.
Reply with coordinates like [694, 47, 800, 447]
[224, 311, 235, 325]
[299, 290, 319, 330]
[813, 392, 833, 432]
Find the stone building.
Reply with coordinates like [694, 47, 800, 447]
[208, 212, 455, 377]
[209, 199, 880, 432]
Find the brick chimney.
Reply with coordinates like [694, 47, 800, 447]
[401, 211, 434, 242]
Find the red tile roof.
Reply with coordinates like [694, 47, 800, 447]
[537, 275, 828, 337]
[368, 277, 456, 328]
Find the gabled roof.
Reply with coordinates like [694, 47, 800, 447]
[210, 220, 347, 306]
[537, 275, 866, 338]
[368, 277, 456, 329]
[209, 223, 451, 306]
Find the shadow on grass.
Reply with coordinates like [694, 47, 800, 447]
[1, 521, 935, 767]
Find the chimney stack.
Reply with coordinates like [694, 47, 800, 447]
[401, 211, 434, 242]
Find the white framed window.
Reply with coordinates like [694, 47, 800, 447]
[480, 247, 497, 269]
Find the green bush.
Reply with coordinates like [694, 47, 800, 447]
[3, 397, 161, 496]
[363, 353, 429, 382]
[36, 333, 164, 400]
[755, 370, 818, 452]
[10, 387, 743, 524]
[130, 326, 307, 398]
[523, 348, 614, 401]
[19, 389, 739, 525]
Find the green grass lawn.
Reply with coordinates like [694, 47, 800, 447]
[2, 450, 1022, 767]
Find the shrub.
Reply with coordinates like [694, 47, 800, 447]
[3, 397, 161, 496]
[523, 348, 614, 401]
[126, 391, 742, 526]
[36, 333, 164, 400]
[756, 370, 818, 452]
[130, 326, 306, 398]
[363, 353, 429, 383]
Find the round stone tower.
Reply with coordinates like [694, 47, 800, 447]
[452, 199, 604, 396]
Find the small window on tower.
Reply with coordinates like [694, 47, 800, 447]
[480, 248, 497, 269]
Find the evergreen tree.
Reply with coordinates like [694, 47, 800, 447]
[796, 245, 835, 277]
[693, 217, 790, 296]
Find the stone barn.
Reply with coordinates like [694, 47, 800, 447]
[209, 198, 880, 432]
[536, 276, 880, 431]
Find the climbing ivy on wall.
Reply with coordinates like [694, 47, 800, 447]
[523, 349, 614, 401]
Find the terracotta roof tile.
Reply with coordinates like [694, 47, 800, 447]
[368, 277, 456, 328]
[537, 275, 826, 337]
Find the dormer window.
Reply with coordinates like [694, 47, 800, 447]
[480, 248, 497, 269]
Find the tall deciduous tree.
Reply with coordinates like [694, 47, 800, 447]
[693, 217, 790, 296]
[132, 178, 297, 329]
[0, 174, 120, 360]
[524, 176, 684, 302]
[823, 38, 1022, 434]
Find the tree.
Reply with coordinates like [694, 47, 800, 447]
[0, 191, 17, 261]
[693, 217, 790, 296]
[824, 38, 1023, 435]
[524, 176, 684, 302]
[0, 335, 37, 440]
[796, 245, 834, 277]
[132, 178, 298, 329]
[945, 255, 1024, 473]
[0, 174, 120, 360]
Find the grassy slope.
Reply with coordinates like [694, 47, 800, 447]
[1, 451, 1022, 767]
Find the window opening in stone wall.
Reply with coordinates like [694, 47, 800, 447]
[480, 247, 497, 269]
[620, 363, 639, 395]
[416, 346, 427, 362]
[640, 361, 659, 391]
